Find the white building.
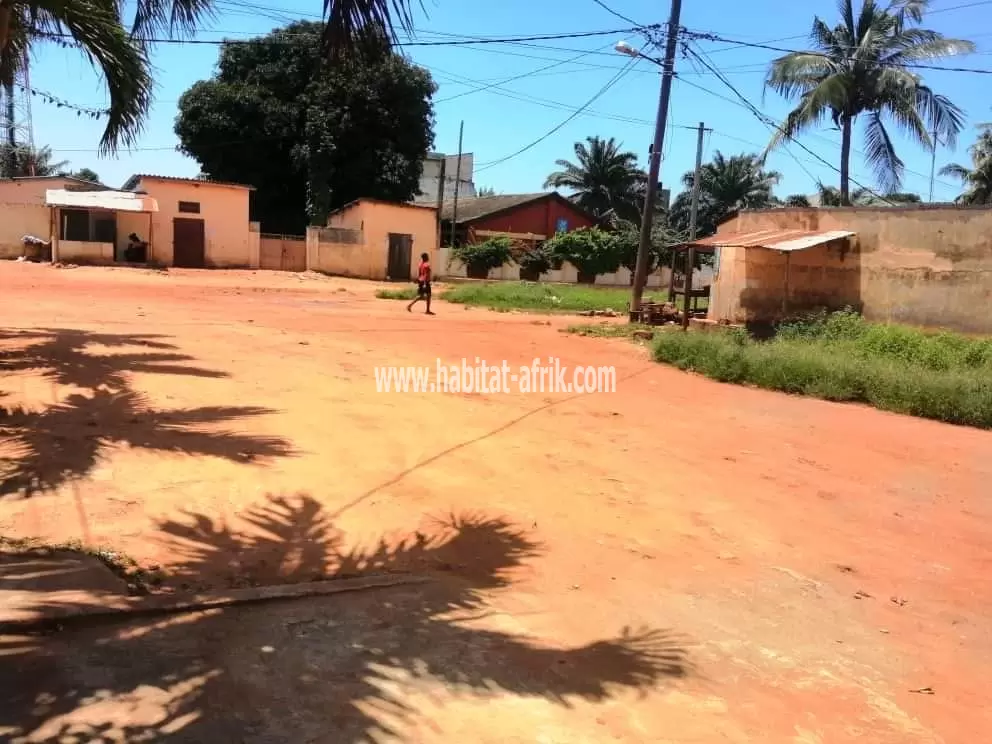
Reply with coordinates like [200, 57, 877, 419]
[414, 152, 476, 204]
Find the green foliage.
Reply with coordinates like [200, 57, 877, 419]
[544, 136, 647, 222]
[653, 312, 992, 428]
[69, 167, 101, 183]
[452, 236, 513, 273]
[440, 281, 667, 313]
[544, 227, 622, 279]
[376, 287, 418, 300]
[514, 244, 553, 276]
[175, 21, 435, 234]
[765, 0, 972, 201]
[0, 145, 67, 178]
[613, 218, 679, 273]
[941, 124, 992, 205]
[667, 152, 779, 238]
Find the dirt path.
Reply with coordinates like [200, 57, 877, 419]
[1, 262, 990, 743]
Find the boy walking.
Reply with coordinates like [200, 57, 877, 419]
[407, 252, 434, 315]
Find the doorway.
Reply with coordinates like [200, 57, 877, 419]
[173, 218, 205, 268]
[386, 233, 413, 280]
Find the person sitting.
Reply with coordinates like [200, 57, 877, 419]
[125, 233, 148, 262]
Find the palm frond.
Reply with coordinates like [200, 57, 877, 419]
[322, 0, 418, 56]
[863, 110, 904, 192]
[130, 0, 216, 41]
[938, 162, 970, 180]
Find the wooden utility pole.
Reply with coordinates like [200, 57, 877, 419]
[629, 0, 683, 320]
[435, 155, 447, 251]
[928, 126, 939, 202]
[449, 121, 464, 249]
[682, 122, 707, 330]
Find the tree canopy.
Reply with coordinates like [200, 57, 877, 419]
[544, 136, 647, 222]
[941, 124, 992, 205]
[175, 21, 435, 233]
[765, 0, 973, 203]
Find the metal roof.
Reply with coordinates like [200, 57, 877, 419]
[46, 189, 159, 213]
[121, 174, 255, 191]
[689, 229, 855, 252]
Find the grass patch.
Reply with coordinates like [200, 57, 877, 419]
[375, 287, 417, 300]
[0, 535, 164, 595]
[439, 281, 675, 313]
[565, 322, 655, 339]
[652, 312, 992, 428]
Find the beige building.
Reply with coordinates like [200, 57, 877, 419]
[120, 175, 258, 268]
[307, 198, 437, 280]
[700, 205, 992, 333]
[0, 176, 106, 258]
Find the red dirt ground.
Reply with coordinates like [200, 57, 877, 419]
[1, 262, 990, 743]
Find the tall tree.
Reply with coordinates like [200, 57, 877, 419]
[543, 136, 647, 223]
[667, 152, 780, 238]
[765, 0, 973, 204]
[175, 21, 435, 233]
[1, 0, 215, 154]
[0, 144, 66, 177]
[940, 124, 992, 205]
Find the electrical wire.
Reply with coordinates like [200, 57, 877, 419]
[474, 56, 640, 173]
[589, 0, 643, 27]
[682, 42, 899, 204]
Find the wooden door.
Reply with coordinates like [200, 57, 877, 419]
[173, 218, 205, 268]
[386, 233, 413, 280]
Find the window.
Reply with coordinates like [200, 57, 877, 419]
[178, 200, 201, 214]
[61, 209, 91, 241]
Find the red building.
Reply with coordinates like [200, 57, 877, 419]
[439, 192, 598, 245]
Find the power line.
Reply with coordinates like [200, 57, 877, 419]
[681, 42, 899, 205]
[684, 28, 992, 74]
[474, 57, 640, 173]
[31, 25, 656, 48]
[589, 0, 643, 26]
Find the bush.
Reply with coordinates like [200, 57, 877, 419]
[514, 244, 553, 278]
[452, 237, 513, 277]
[545, 227, 622, 280]
[652, 321, 992, 429]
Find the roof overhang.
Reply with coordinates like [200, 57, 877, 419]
[46, 189, 159, 213]
[686, 229, 855, 253]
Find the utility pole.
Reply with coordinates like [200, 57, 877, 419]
[682, 122, 707, 330]
[629, 0, 683, 320]
[435, 155, 447, 251]
[449, 120, 464, 249]
[928, 125, 938, 202]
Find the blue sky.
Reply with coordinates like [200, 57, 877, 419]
[23, 0, 992, 201]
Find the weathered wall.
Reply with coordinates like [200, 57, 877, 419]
[317, 200, 438, 280]
[133, 178, 255, 267]
[0, 178, 74, 258]
[710, 207, 992, 332]
[57, 240, 115, 263]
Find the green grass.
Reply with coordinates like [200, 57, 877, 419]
[565, 322, 656, 339]
[437, 281, 675, 313]
[652, 311, 992, 428]
[375, 287, 418, 300]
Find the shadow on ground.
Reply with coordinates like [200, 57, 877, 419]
[0, 494, 688, 742]
[0, 328, 295, 496]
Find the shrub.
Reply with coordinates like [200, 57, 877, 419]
[652, 323, 992, 429]
[514, 243, 553, 278]
[544, 227, 622, 280]
[452, 237, 513, 277]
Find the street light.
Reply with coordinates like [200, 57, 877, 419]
[614, 40, 638, 57]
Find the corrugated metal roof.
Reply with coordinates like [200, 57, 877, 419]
[440, 193, 549, 222]
[689, 229, 855, 252]
[121, 174, 255, 191]
[46, 189, 159, 213]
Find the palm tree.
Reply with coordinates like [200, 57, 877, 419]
[322, 0, 416, 53]
[765, 0, 974, 204]
[544, 136, 647, 222]
[0, 0, 215, 154]
[668, 151, 780, 237]
[940, 124, 992, 205]
[0, 143, 67, 177]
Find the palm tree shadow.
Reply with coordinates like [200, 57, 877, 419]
[0, 494, 690, 742]
[0, 328, 295, 496]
